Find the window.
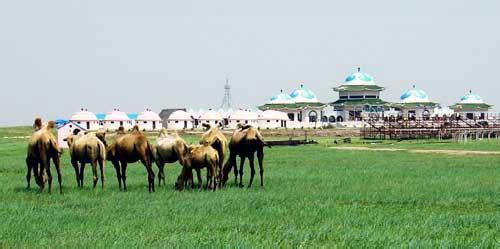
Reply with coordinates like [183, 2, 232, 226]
[365, 95, 377, 99]
[349, 95, 363, 99]
[288, 113, 294, 121]
[339, 95, 348, 99]
[144, 121, 147, 124]
[329, 116, 336, 123]
[267, 120, 270, 123]
[111, 121, 115, 124]
[308, 111, 318, 123]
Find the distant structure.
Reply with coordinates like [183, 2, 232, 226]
[159, 108, 187, 128]
[220, 78, 233, 109]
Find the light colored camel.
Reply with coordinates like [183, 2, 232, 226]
[199, 123, 227, 187]
[64, 130, 107, 189]
[175, 143, 219, 191]
[107, 126, 155, 192]
[26, 119, 63, 193]
[154, 129, 188, 186]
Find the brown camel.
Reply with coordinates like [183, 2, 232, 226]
[222, 124, 268, 188]
[199, 123, 227, 187]
[107, 126, 155, 192]
[64, 130, 107, 189]
[26, 119, 63, 193]
[175, 143, 219, 191]
[154, 129, 188, 186]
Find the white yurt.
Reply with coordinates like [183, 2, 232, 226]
[104, 108, 132, 131]
[167, 110, 194, 130]
[136, 108, 162, 131]
[258, 110, 289, 129]
[227, 110, 258, 129]
[69, 108, 100, 130]
[199, 109, 223, 128]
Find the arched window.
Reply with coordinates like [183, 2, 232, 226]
[336, 116, 343, 122]
[321, 116, 328, 122]
[308, 111, 318, 123]
[422, 110, 431, 121]
[329, 116, 336, 123]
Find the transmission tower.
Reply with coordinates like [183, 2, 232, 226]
[220, 78, 233, 109]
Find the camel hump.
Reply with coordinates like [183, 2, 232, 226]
[158, 128, 168, 137]
[33, 117, 43, 131]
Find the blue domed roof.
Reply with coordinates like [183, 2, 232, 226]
[400, 85, 430, 103]
[268, 90, 293, 104]
[459, 90, 484, 104]
[344, 68, 375, 85]
[290, 84, 319, 103]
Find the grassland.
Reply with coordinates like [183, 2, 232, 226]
[0, 127, 499, 247]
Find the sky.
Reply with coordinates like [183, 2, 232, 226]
[1, 0, 499, 126]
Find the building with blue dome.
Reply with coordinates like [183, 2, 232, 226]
[331, 68, 388, 121]
[450, 90, 492, 120]
[259, 84, 326, 127]
[393, 85, 438, 120]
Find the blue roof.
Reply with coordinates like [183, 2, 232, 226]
[95, 113, 106, 120]
[127, 113, 138, 119]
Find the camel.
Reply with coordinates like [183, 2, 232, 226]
[199, 123, 227, 187]
[107, 126, 156, 192]
[26, 119, 63, 193]
[154, 128, 189, 186]
[64, 130, 107, 189]
[222, 124, 268, 188]
[175, 143, 219, 191]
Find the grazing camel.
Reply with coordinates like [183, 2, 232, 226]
[26, 119, 63, 193]
[107, 126, 155, 192]
[222, 124, 268, 188]
[199, 123, 227, 187]
[64, 130, 107, 189]
[154, 129, 187, 186]
[175, 143, 219, 191]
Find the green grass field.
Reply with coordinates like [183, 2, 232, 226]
[0, 127, 499, 247]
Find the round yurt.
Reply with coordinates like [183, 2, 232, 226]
[227, 110, 258, 129]
[136, 108, 162, 131]
[104, 108, 132, 131]
[258, 110, 289, 129]
[167, 110, 194, 130]
[69, 108, 100, 130]
[199, 109, 223, 128]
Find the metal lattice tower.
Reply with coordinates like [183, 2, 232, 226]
[220, 78, 233, 109]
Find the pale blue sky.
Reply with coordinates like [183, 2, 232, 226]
[1, 0, 499, 125]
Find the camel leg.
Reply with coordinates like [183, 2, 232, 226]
[257, 148, 264, 187]
[156, 161, 165, 187]
[53, 155, 63, 194]
[120, 160, 128, 192]
[231, 155, 238, 186]
[195, 168, 202, 190]
[205, 168, 211, 190]
[26, 157, 34, 189]
[247, 153, 256, 188]
[140, 159, 155, 193]
[211, 165, 217, 192]
[98, 159, 105, 189]
[79, 162, 86, 188]
[238, 157, 245, 188]
[91, 161, 98, 188]
[112, 160, 122, 191]
[46, 162, 53, 194]
[71, 161, 80, 187]
[38, 154, 49, 191]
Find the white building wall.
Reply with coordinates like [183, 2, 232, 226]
[167, 120, 194, 130]
[104, 120, 133, 131]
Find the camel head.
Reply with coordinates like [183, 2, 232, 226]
[131, 125, 140, 133]
[95, 131, 107, 147]
[116, 126, 126, 135]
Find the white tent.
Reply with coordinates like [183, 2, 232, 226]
[167, 110, 194, 130]
[258, 110, 289, 129]
[136, 108, 162, 131]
